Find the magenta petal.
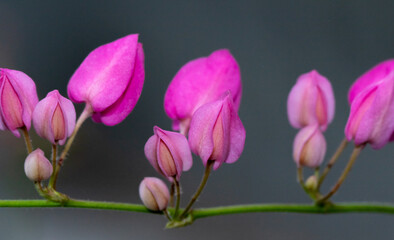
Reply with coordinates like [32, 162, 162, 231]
[164, 49, 241, 133]
[58, 92, 76, 138]
[144, 135, 162, 174]
[68, 34, 139, 112]
[33, 92, 58, 144]
[225, 99, 246, 165]
[92, 43, 145, 126]
[348, 59, 394, 103]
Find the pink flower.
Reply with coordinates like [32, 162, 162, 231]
[188, 91, 246, 170]
[293, 124, 326, 168]
[348, 59, 394, 104]
[287, 70, 335, 131]
[67, 34, 145, 126]
[164, 49, 241, 135]
[144, 126, 193, 181]
[24, 148, 53, 182]
[139, 177, 169, 211]
[33, 90, 76, 145]
[345, 67, 394, 149]
[0, 68, 38, 136]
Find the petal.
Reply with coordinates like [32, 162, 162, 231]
[164, 49, 241, 131]
[33, 91, 59, 144]
[68, 34, 139, 112]
[348, 59, 394, 103]
[293, 125, 318, 167]
[92, 43, 145, 126]
[188, 99, 223, 167]
[58, 92, 76, 138]
[144, 135, 161, 174]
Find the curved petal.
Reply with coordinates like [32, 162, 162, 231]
[68, 34, 139, 112]
[144, 135, 161, 175]
[33, 91, 58, 144]
[92, 43, 145, 126]
[164, 49, 241, 132]
[348, 59, 394, 103]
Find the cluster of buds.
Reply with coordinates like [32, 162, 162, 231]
[287, 70, 335, 168]
[0, 34, 145, 190]
[139, 49, 246, 216]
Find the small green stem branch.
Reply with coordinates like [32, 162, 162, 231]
[173, 178, 181, 218]
[0, 200, 393, 218]
[318, 144, 364, 204]
[180, 160, 214, 218]
[318, 138, 349, 189]
[48, 144, 58, 189]
[20, 127, 33, 154]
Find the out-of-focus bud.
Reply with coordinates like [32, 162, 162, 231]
[33, 90, 76, 145]
[139, 177, 170, 211]
[144, 126, 193, 181]
[0, 68, 39, 136]
[287, 70, 335, 131]
[164, 49, 241, 135]
[348, 59, 394, 103]
[24, 148, 53, 182]
[293, 125, 326, 168]
[67, 34, 145, 126]
[188, 91, 246, 170]
[345, 63, 394, 149]
[305, 175, 318, 192]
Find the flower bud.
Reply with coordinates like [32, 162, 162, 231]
[144, 126, 193, 181]
[67, 34, 145, 126]
[33, 90, 76, 145]
[293, 125, 326, 168]
[24, 148, 53, 182]
[305, 175, 318, 192]
[0, 68, 39, 136]
[345, 62, 394, 149]
[287, 70, 335, 131]
[139, 177, 170, 211]
[164, 49, 241, 135]
[188, 91, 246, 170]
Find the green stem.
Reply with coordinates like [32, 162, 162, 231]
[0, 200, 393, 217]
[318, 138, 349, 189]
[180, 160, 214, 218]
[173, 178, 181, 218]
[317, 145, 364, 204]
[20, 127, 33, 154]
[48, 144, 58, 189]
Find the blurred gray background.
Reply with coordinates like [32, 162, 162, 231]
[0, 0, 394, 239]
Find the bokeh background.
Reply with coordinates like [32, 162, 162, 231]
[0, 0, 394, 239]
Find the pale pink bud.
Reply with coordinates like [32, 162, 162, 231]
[188, 91, 246, 170]
[164, 49, 241, 135]
[0, 68, 39, 137]
[345, 62, 394, 149]
[144, 126, 193, 181]
[33, 90, 76, 145]
[293, 125, 326, 168]
[139, 177, 170, 211]
[67, 34, 145, 126]
[287, 70, 335, 131]
[24, 148, 53, 182]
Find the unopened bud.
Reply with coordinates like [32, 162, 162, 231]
[305, 175, 318, 192]
[139, 177, 170, 211]
[24, 148, 53, 182]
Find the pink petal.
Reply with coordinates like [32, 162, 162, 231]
[92, 43, 145, 126]
[68, 34, 139, 112]
[348, 59, 394, 104]
[144, 135, 161, 174]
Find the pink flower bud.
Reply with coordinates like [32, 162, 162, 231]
[188, 91, 246, 170]
[67, 34, 145, 126]
[293, 125, 326, 168]
[24, 148, 53, 182]
[0, 68, 39, 136]
[345, 64, 394, 149]
[33, 90, 76, 145]
[287, 70, 335, 131]
[164, 49, 241, 135]
[139, 177, 170, 211]
[144, 126, 193, 181]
